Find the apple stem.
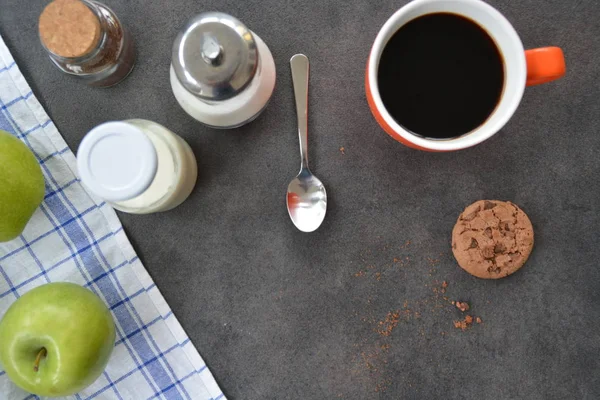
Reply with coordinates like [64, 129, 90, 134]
[33, 348, 47, 372]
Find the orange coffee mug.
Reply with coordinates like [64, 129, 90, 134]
[365, 0, 566, 151]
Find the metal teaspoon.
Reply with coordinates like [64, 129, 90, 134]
[286, 54, 327, 232]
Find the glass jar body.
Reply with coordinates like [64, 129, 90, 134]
[41, 0, 135, 87]
[109, 120, 198, 214]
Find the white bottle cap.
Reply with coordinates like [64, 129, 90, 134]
[77, 121, 157, 202]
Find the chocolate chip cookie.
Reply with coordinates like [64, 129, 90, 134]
[452, 200, 534, 279]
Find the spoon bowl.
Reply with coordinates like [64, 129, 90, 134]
[287, 168, 327, 232]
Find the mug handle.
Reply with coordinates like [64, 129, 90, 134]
[525, 47, 566, 86]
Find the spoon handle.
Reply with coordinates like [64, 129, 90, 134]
[290, 54, 309, 169]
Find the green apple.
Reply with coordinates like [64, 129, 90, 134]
[0, 129, 45, 242]
[0, 282, 115, 397]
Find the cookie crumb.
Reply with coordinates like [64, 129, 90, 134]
[339, 146, 345, 155]
[476, 317, 482, 324]
[377, 311, 400, 337]
[454, 315, 474, 331]
[453, 320, 465, 330]
[439, 281, 448, 293]
[455, 301, 470, 312]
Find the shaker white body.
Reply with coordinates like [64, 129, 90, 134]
[170, 32, 276, 129]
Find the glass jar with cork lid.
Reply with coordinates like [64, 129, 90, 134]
[38, 0, 135, 87]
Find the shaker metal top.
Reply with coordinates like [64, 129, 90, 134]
[172, 12, 258, 101]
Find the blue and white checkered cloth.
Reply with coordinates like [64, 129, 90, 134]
[0, 35, 225, 400]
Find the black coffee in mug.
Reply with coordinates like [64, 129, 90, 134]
[377, 13, 505, 139]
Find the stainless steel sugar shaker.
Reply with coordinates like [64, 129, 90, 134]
[170, 12, 276, 128]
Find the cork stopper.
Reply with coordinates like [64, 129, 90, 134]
[39, 0, 101, 58]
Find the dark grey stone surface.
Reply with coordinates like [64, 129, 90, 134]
[1, 0, 599, 398]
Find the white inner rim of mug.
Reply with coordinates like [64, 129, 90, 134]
[369, 0, 527, 151]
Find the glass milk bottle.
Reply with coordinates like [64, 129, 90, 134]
[77, 120, 197, 214]
[170, 12, 276, 128]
